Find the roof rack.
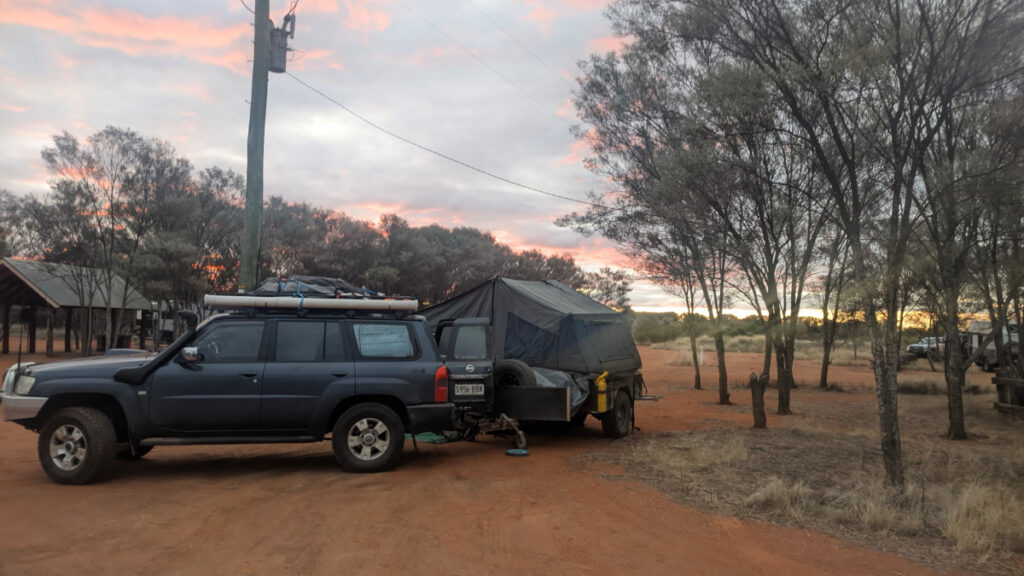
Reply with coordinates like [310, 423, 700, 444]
[204, 294, 419, 312]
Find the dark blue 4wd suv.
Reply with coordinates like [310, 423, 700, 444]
[1, 304, 494, 484]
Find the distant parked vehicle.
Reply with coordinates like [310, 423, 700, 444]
[906, 337, 941, 358]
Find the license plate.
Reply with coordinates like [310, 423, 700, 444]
[453, 383, 484, 396]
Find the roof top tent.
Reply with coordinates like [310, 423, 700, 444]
[419, 277, 642, 377]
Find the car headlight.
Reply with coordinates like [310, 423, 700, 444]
[14, 374, 36, 395]
[1, 367, 14, 394]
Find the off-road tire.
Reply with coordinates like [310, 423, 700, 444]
[332, 403, 405, 473]
[495, 359, 536, 387]
[116, 445, 153, 461]
[601, 389, 632, 439]
[38, 407, 117, 485]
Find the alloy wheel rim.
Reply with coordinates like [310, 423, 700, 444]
[347, 417, 390, 461]
[49, 424, 87, 471]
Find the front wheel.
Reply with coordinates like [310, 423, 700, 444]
[601, 389, 632, 439]
[37, 407, 117, 484]
[332, 403, 405, 473]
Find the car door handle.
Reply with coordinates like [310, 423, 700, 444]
[331, 371, 348, 378]
[239, 372, 258, 378]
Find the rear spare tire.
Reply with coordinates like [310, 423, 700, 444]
[38, 407, 117, 484]
[495, 359, 537, 387]
[601, 388, 632, 439]
[332, 403, 405, 473]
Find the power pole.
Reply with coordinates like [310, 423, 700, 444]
[239, 0, 270, 293]
[239, 2, 296, 293]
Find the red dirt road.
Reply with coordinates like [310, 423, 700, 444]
[0, 349, 965, 576]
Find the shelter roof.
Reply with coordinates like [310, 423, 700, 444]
[0, 257, 151, 309]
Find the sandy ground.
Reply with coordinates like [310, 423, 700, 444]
[0, 347, 981, 576]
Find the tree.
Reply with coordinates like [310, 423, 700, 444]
[571, 0, 1024, 486]
[40, 127, 192, 347]
[0, 189, 28, 258]
[581, 267, 632, 309]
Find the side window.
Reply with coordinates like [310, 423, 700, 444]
[352, 323, 416, 359]
[193, 322, 264, 363]
[452, 325, 489, 360]
[276, 321, 325, 362]
[325, 321, 346, 362]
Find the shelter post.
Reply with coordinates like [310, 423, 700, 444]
[64, 308, 72, 352]
[1, 304, 8, 354]
[27, 306, 36, 354]
[45, 308, 54, 357]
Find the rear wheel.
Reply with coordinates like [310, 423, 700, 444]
[332, 403, 405, 473]
[601, 389, 632, 439]
[37, 407, 117, 484]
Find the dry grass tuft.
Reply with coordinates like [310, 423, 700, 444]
[601, 414, 1024, 575]
[943, 483, 1024, 554]
[746, 476, 814, 518]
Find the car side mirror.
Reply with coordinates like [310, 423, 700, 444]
[180, 346, 202, 363]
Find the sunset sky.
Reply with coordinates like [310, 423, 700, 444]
[0, 0, 692, 312]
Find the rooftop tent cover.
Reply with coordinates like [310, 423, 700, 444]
[419, 277, 641, 375]
[250, 275, 372, 298]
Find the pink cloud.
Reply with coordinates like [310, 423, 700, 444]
[522, 0, 557, 33]
[588, 35, 630, 54]
[290, 48, 332, 71]
[397, 44, 460, 66]
[0, 3, 253, 74]
[177, 83, 210, 102]
[556, 97, 575, 118]
[302, 0, 341, 13]
[344, 0, 390, 32]
[0, 102, 27, 113]
[561, 0, 612, 9]
[558, 128, 597, 166]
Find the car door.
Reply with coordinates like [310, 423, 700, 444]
[349, 320, 435, 405]
[436, 318, 493, 407]
[149, 319, 266, 432]
[260, 319, 355, 429]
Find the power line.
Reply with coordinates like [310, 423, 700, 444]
[284, 71, 611, 210]
[467, 0, 576, 91]
[395, 0, 572, 128]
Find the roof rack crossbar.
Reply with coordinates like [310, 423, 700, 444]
[204, 294, 418, 312]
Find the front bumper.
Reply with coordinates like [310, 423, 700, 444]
[0, 392, 47, 421]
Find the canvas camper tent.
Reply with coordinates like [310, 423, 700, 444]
[419, 277, 641, 376]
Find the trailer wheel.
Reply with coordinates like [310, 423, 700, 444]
[569, 410, 588, 427]
[601, 389, 632, 439]
[495, 359, 536, 387]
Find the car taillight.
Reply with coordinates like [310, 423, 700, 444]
[434, 365, 449, 402]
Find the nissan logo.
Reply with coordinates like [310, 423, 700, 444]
[466, 364, 475, 373]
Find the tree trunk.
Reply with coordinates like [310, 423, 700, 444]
[775, 340, 794, 415]
[762, 332, 772, 379]
[714, 329, 729, 404]
[870, 309, 904, 488]
[942, 284, 967, 439]
[750, 372, 767, 429]
[819, 327, 835, 389]
[688, 333, 702, 390]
